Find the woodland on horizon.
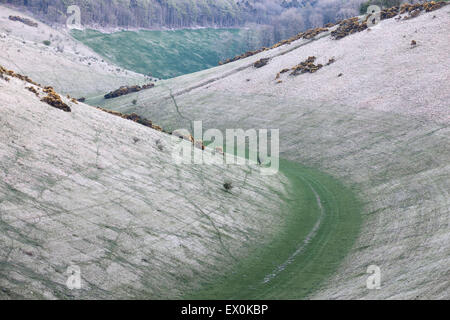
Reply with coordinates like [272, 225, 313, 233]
[1, 0, 375, 44]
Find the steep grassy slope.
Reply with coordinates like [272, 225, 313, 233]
[0, 68, 293, 299]
[187, 160, 362, 299]
[71, 28, 259, 79]
[0, 6, 148, 98]
[0, 63, 365, 299]
[100, 6, 450, 299]
[0, 4, 365, 299]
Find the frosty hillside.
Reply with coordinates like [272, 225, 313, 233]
[0, 1, 449, 301]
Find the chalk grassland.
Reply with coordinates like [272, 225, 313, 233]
[1, 2, 448, 300]
[0, 74, 294, 299]
[0, 4, 363, 300]
[100, 6, 450, 299]
[187, 159, 362, 300]
[0, 6, 147, 98]
[71, 28, 259, 80]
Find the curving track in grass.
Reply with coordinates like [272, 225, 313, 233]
[186, 158, 362, 299]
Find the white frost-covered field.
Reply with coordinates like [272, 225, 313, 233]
[103, 6, 450, 299]
[0, 74, 291, 299]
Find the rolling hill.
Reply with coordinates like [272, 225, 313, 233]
[97, 3, 450, 299]
[71, 28, 262, 79]
[0, 1, 449, 300]
[0, 6, 148, 98]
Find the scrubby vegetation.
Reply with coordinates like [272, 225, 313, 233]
[0, 65, 39, 86]
[95, 107, 164, 132]
[26, 86, 39, 97]
[254, 58, 270, 68]
[331, 17, 368, 40]
[1, 64, 171, 131]
[41, 87, 71, 112]
[104, 83, 155, 99]
[290, 56, 323, 75]
[223, 181, 233, 191]
[219, 26, 330, 65]
[334, 1, 448, 40]
[8, 15, 38, 27]
[1, 66, 73, 115]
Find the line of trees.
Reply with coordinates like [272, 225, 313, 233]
[0, 0, 243, 28]
[1, 0, 422, 46]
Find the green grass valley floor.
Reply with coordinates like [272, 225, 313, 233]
[185, 159, 362, 299]
[72, 28, 261, 79]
